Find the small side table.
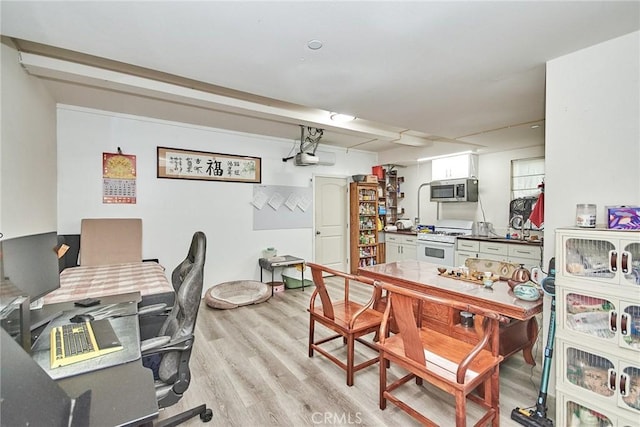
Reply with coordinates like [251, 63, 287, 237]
[258, 255, 306, 295]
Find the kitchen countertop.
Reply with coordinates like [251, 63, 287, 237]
[382, 229, 417, 235]
[457, 235, 542, 246]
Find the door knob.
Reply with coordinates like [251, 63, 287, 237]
[316, 231, 321, 235]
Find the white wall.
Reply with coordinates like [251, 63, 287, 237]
[400, 146, 545, 236]
[56, 105, 377, 287]
[1, 41, 57, 238]
[544, 30, 640, 396]
[546, 30, 640, 257]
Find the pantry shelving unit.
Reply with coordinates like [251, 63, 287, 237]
[349, 182, 379, 274]
[384, 169, 404, 225]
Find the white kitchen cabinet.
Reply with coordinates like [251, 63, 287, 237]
[386, 234, 416, 262]
[555, 228, 640, 426]
[455, 250, 476, 267]
[431, 153, 478, 181]
[508, 244, 543, 271]
[454, 238, 542, 271]
[455, 239, 479, 267]
[479, 241, 509, 260]
[457, 239, 480, 253]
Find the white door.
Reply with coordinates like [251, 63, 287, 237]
[314, 176, 347, 272]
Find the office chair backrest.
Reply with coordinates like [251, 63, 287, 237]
[158, 231, 207, 384]
[170, 232, 204, 292]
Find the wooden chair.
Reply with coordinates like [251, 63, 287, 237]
[307, 262, 383, 386]
[378, 282, 509, 427]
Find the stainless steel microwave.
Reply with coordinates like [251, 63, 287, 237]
[430, 178, 479, 202]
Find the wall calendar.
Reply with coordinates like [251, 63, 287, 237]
[103, 152, 137, 204]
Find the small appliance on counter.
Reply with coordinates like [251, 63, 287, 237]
[395, 219, 413, 230]
[474, 221, 492, 237]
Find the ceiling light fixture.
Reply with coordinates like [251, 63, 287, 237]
[307, 39, 323, 50]
[417, 150, 474, 163]
[329, 113, 356, 122]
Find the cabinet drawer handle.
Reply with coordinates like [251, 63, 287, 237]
[609, 311, 618, 332]
[620, 372, 629, 396]
[620, 313, 628, 336]
[621, 251, 629, 274]
[609, 250, 618, 272]
[608, 368, 617, 391]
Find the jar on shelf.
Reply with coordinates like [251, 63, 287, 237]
[576, 204, 597, 228]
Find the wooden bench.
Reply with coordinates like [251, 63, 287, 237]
[377, 281, 509, 427]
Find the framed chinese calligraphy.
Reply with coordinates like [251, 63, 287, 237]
[157, 147, 261, 183]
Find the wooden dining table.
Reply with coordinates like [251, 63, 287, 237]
[359, 260, 543, 365]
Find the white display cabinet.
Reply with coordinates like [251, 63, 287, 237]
[557, 392, 637, 427]
[555, 227, 640, 426]
[556, 228, 640, 288]
[558, 341, 639, 417]
[558, 286, 640, 354]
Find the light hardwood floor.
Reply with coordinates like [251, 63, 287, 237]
[156, 279, 555, 426]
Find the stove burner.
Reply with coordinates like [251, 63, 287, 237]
[418, 227, 472, 243]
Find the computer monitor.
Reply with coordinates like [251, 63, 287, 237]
[0, 328, 91, 426]
[0, 232, 61, 301]
[0, 232, 63, 349]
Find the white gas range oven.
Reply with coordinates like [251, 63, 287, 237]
[416, 219, 474, 267]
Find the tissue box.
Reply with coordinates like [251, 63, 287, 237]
[606, 206, 640, 229]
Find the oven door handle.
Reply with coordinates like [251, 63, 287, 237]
[417, 240, 456, 248]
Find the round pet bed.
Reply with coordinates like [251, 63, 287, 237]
[205, 280, 271, 309]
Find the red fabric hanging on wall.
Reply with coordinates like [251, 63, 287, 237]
[529, 192, 544, 227]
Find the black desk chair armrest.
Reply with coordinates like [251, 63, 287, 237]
[141, 335, 193, 355]
[137, 303, 168, 316]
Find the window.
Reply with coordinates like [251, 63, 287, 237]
[511, 157, 544, 199]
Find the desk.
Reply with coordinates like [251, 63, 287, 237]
[32, 293, 158, 426]
[259, 255, 306, 294]
[359, 260, 543, 364]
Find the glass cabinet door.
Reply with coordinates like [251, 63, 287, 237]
[564, 291, 616, 341]
[621, 240, 640, 286]
[560, 233, 640, 287]
[563, 237, 617, 282]
[619, 365, 640, 414]
[563, 398, 614, 427]
[565, 345, 616, 401]
[620, 302, 640, 352]
[564, 343, 640, 416]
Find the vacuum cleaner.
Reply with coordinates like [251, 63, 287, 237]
[511, 258, 556, 427]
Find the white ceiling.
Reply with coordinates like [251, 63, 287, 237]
[2, 1, 639, 163]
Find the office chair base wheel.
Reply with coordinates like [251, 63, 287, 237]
[200, 409, 213, 422]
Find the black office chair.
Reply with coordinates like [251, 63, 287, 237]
[140, 231, 212, 426]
